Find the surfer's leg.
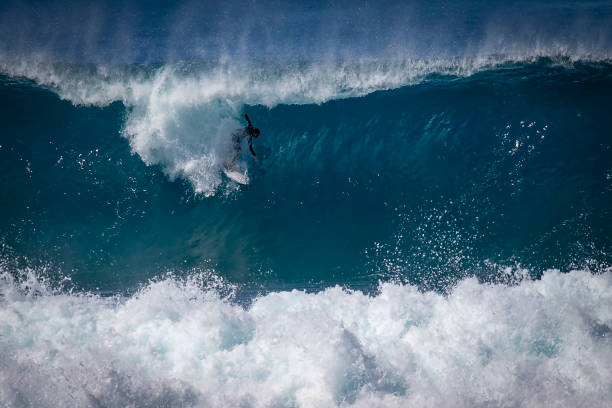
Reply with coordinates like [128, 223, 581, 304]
[226, 133, 242, 168]
[228, 149, 240, 167]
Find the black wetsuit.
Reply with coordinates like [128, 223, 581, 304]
[231, 128, 256, 156]
[228, 114, 258, 167]
[231, 114, 257, 158]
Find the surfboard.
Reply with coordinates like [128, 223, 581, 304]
[222, 164, 249, 185]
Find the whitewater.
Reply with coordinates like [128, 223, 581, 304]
[1, 268, 610, 407]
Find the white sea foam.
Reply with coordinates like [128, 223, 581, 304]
[0, 55, 607, 194]
[0, 268, 610, 407]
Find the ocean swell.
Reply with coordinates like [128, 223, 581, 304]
[1, 55, 608, 195]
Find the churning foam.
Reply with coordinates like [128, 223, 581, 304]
[1, 54, 601, 195]
[1, 268, 610, 407]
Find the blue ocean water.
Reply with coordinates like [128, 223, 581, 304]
[1, 59, 611, 292]
[1, 1, 612, 407]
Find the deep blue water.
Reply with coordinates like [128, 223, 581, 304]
[1, 1, 611, 407]
[1, 60, 611, 295]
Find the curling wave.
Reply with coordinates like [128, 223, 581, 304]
[1, 54, 609, 195]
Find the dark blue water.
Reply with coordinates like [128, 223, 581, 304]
[1, 60, 610, 295]
[1, 1, 612, 406]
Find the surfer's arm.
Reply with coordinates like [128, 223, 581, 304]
[249, 139, 259, 162]
[243, 113, 253, 127]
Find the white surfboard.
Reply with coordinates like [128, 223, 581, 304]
[222, 164, 249, 185]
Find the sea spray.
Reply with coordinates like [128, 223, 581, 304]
[1, 268, 610, 407]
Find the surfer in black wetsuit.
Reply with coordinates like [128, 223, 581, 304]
[227, 113, 260, 168]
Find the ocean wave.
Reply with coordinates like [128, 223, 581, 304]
[1, 267, 610, 407]
[2, 55, 610, 107]
[1, 55, 610, 195]
[1, 57, 610, 280]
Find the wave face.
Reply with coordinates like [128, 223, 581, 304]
[1, 59, 611, 291]
[2, 2, 612, 402]
[1, 57, 611, 407]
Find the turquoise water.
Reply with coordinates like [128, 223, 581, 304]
[1, 1, 612, 405]
[1, 57, 611, 407]
[1, 60, 611, 294]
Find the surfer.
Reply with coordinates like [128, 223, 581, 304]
[227, 113, 260, 168]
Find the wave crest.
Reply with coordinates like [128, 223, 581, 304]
[1, 55, 610, 194]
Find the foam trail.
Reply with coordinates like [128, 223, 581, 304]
[1, 268, 610, 407]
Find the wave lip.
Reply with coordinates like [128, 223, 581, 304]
[2, 55, 610, 107]
[1, 269, 610, 407]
